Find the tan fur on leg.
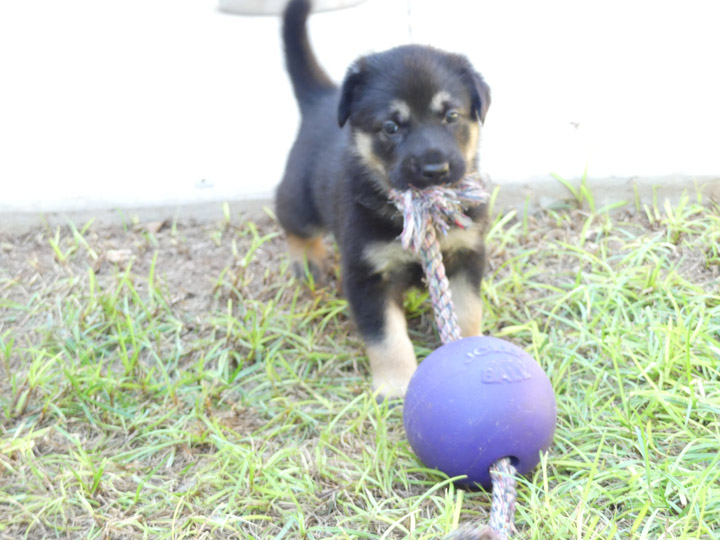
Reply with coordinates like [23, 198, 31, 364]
[287, 234, 326, 279]
[365, 301, 417, 399]
[449, 275, 484, 337]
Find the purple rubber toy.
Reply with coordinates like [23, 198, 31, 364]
[403, 336, 557, 489]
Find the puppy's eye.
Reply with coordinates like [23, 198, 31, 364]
[382, 120, 399, 135]
[444, 110, 460, 124]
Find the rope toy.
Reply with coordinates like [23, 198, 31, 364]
[389, 174, 555, 539]
[389, 176, 485, 344]
[389, 175, 515, 539]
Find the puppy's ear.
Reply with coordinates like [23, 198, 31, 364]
[463, 69, 491, 124]
[467, 70, 491, 124]
[452, 56, 491, 124]
[338, 63, 364, 127]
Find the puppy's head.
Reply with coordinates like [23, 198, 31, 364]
[339, 45, 490, 191]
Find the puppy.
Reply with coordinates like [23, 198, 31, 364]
[276, 0, 491, 398]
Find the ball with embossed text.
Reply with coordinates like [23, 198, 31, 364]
[403, 336, 556, 489]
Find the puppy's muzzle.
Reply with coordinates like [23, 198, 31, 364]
[394, 127, 467, 189]
[399, 149, 465, 189]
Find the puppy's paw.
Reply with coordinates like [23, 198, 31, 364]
[366, 338, 417, 401]
[362, 301, 418, 399]
[371, 366, 416, 400]
[291, 259, 325, 285]
[287, 234, 327, 284]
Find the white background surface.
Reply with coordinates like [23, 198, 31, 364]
[1, 0, 719, 214]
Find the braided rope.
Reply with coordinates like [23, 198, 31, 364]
[417, 223, 461, 344]
[390, 175, 518, 540]
[488, 458, 517, 537]
[389, 176, 487, 345]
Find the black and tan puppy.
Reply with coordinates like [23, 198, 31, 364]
[276, 0, 491, 398]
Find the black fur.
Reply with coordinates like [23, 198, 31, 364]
[276, 0, 490, 375]
[282, 0, 335, 108]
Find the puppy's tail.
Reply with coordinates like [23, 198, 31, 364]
[283, 0, 335, 111]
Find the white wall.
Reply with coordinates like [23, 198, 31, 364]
[1, 0, 719, 214]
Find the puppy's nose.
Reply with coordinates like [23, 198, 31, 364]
[421, 161, 450, 181]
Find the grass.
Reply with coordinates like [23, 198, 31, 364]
[1, 192, 719, 539]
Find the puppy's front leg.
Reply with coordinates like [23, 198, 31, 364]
[448, 273, 484, 337]
[365, 301, 418, 399]
[345, 273, 417, 399]
[446, 247, 485, 338]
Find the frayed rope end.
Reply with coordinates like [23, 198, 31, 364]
[388, 175, 489, 253]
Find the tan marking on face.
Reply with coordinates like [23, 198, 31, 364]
[365, 301, 417, 398]
[430, 90, 452, 114]
[390, 99, 411, 123]
[354, 131, 390, 189]
[449, 275, 484, 337]
[364, 241, 418, 275]
[465, 121, 480, 164]
[287, 233, 326, 275]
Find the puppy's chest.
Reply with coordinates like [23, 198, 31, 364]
[363, 225, 482, 276]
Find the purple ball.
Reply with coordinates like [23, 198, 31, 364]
[403, 336, 556, 489]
